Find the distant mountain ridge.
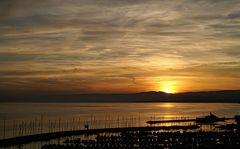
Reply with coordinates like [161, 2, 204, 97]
[1, 90, 240, 102]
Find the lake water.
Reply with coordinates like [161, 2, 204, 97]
[0, 102, 240, 140]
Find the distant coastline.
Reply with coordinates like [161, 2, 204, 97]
[0, 90, 240, 103]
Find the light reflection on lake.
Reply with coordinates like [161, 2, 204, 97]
[0, 102, 240, 139]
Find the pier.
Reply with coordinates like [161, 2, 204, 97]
[146, 114, 237, 124]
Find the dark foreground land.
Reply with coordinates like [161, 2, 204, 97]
[42, 131, 240, 149]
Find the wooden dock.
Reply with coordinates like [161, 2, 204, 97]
[146, 116, 236, 125]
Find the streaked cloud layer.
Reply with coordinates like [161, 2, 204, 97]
[0, 0, 240, 95]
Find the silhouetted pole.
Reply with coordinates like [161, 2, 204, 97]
[28, 121, 31, 135]
[38, 118, 40, 134]
[24, 121, 27, 136]
[66, 120, 69, 131]
[40, 114, 43, 134]
[79, 118, 81, 130]
[12, 120, 15, 138]
[117, 115, 120, 128]
[94, 116, 96, 129]
[138, 113, 140, 127]
[91, 116, 93, 129]
[18, 122, 20, 136]
[54, 120, 56, 132]
[71, 118, 74, 130]
[107, 115, 109, 128]
[104, 115, 107, 129]
[109, 115, 111, 128]
[33, 119, 36, 135]
[58, 118, 61, 132]
[3, 118, 6, 139]
[48, 120, 51, 133]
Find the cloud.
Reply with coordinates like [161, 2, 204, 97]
[227, 11, 240, 19]
[0, 0, 239, 94]
[0, 53, 37, 62]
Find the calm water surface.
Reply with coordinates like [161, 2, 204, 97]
[0, 102, 240, 139]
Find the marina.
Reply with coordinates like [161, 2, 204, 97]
[0, 103, 240, 149]
[0, 113, 239, 148]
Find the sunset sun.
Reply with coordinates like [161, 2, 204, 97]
[158, 81, 178, 94]
[162, 87, 175, 94]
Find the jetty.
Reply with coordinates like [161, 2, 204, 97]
[146, 113, 237, 125]
[146, 118, 195, 124]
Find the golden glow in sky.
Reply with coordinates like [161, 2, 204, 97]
[158, 81, 178, 94]
[0, 0, 240, 95]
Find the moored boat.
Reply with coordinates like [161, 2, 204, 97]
[196, 113, 225, 124]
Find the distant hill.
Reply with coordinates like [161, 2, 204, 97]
[0, 90, 240, 102]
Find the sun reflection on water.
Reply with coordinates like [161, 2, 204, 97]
[158, 103, 174, 108]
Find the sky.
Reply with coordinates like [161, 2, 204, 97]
[0, 0, 240, 95]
